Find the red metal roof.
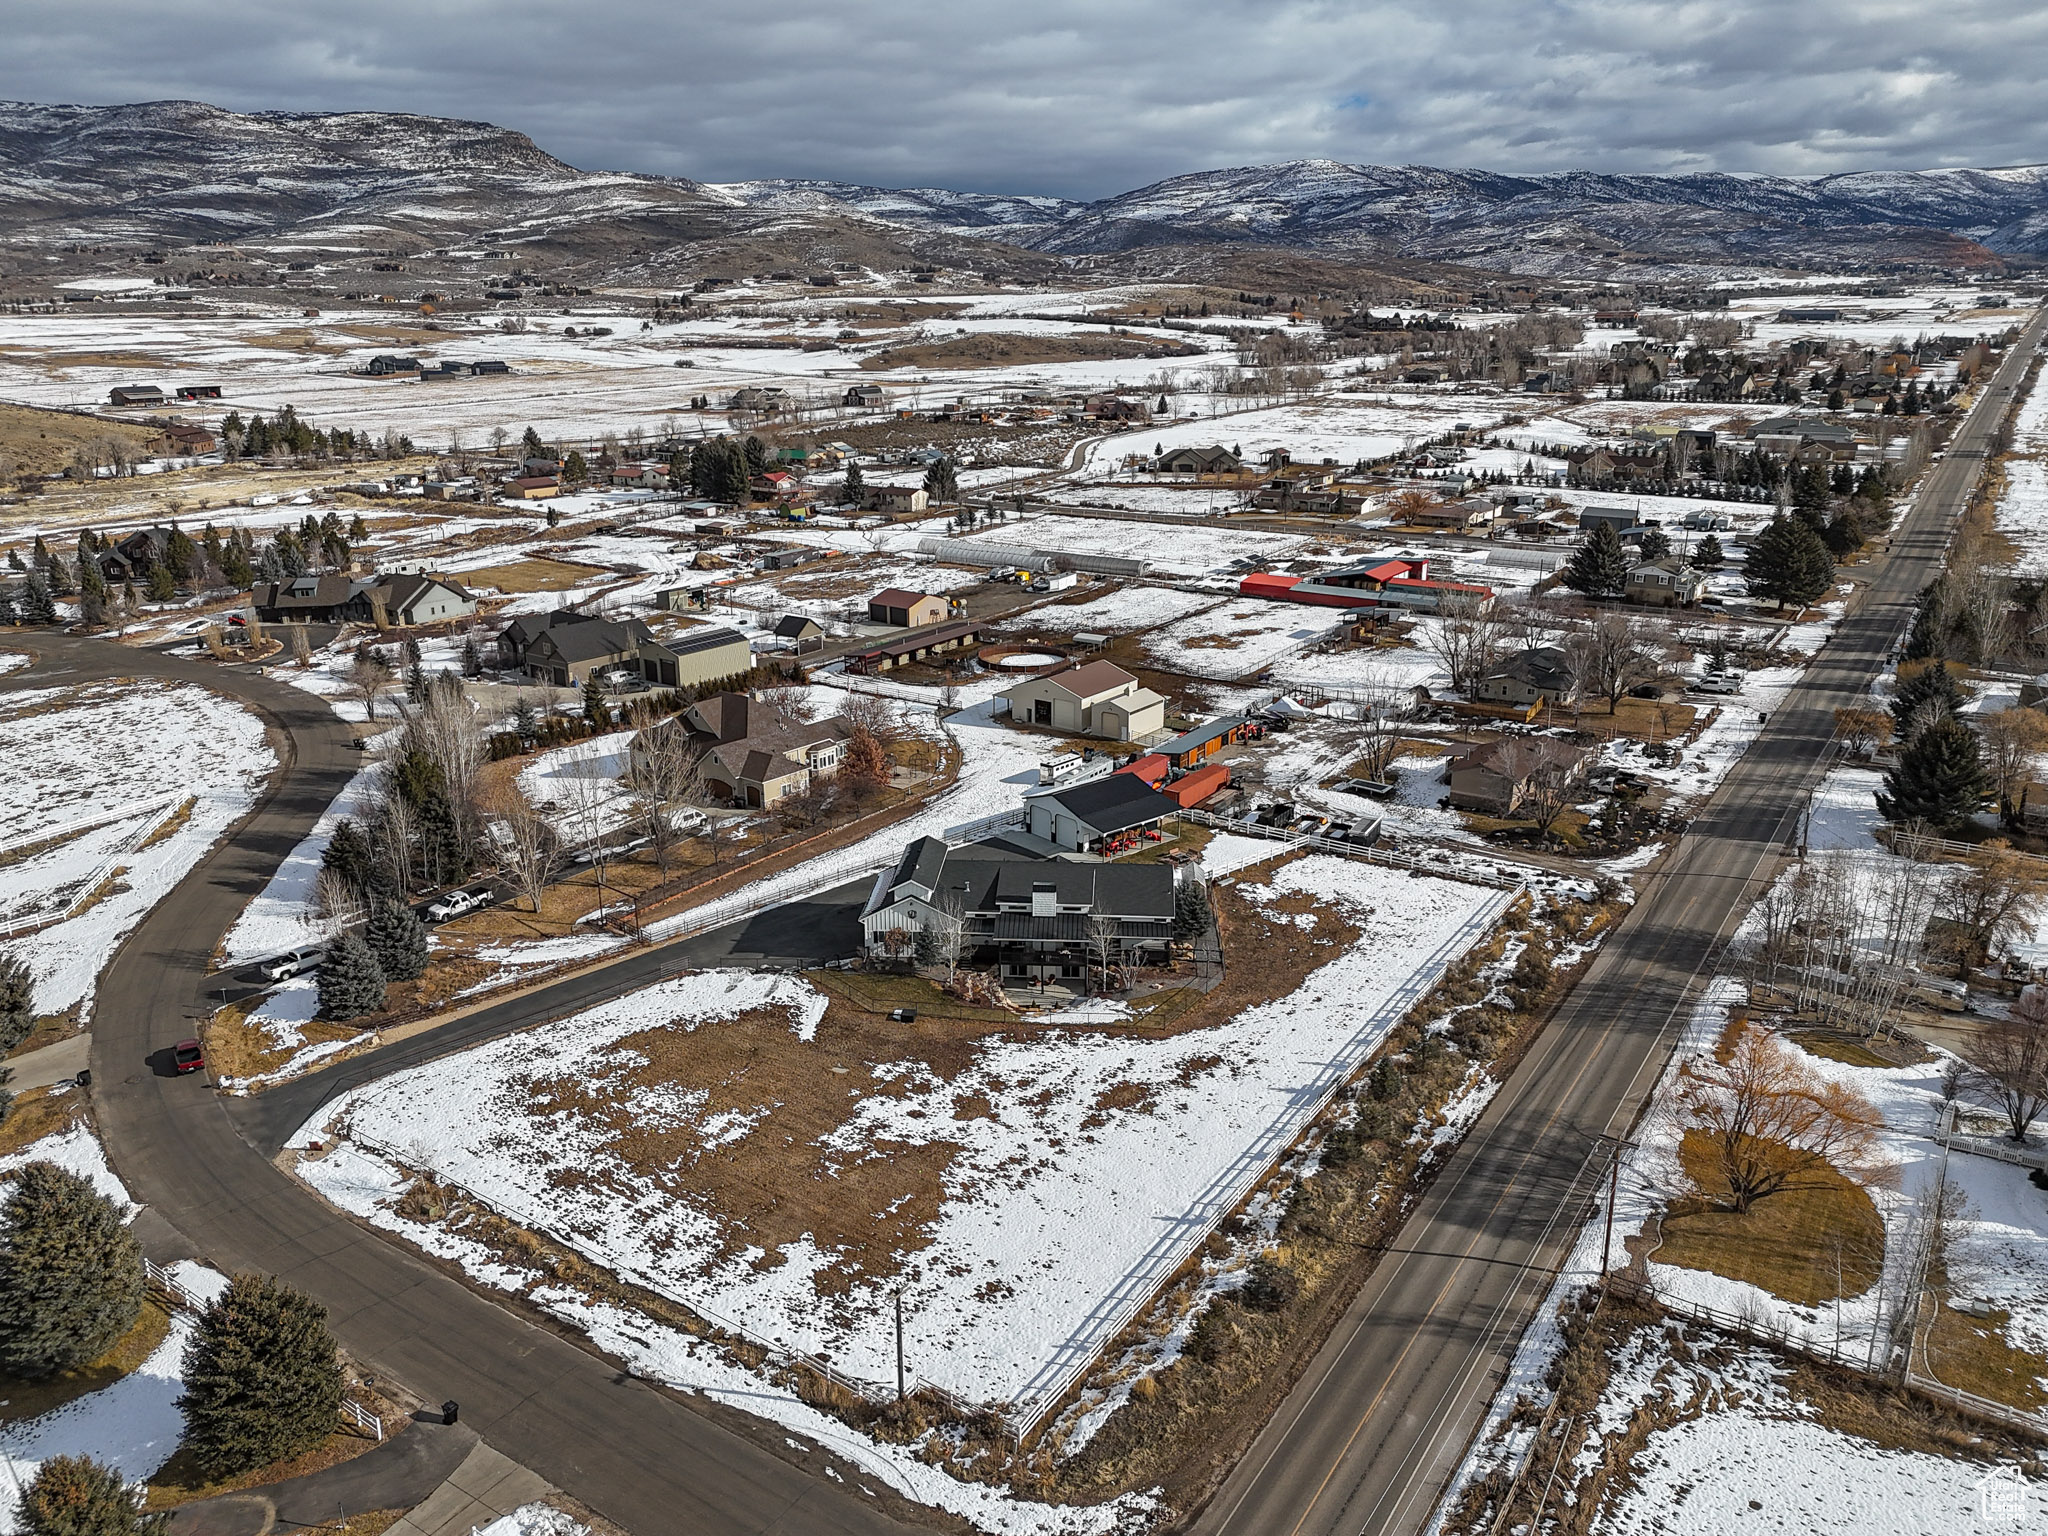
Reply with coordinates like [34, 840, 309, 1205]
[1163, 762, 1230, 807]
[1118, 753, 1170, 785]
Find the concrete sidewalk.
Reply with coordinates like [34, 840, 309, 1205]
[386, 1442, 554, 1536]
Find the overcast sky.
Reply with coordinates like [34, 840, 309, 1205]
[7, 0, 2047, 197]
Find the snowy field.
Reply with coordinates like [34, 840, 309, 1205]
[1993, 358, 2048, 574]
[1072, 394, 1507, 475]
[0, 1107, 231, 1535]
[998, 585, 1225, 636]
[942, 512, 1311, 578]
[297, 860, 1504, 1421]
[0, 681, 275, 1015]
[1142, 596, 1340, 680]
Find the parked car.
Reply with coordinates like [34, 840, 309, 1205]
[171, 1038, 205, 1074]
[1689, 672, 1743, 695]
[259, 947, 320, 982]
[426, 888, 490, 923]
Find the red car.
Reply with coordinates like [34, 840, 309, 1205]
[172, 1038, 205, 1074]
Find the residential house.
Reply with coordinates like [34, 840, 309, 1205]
[858, 834, 1176, 984]
[350, 572, 479, 627]
[1624, 558, 1707, 608]
[610, 462, 669, 489]
[96, 528, 175, 584]
[364, 354, 420, 376]
[250, 572, 356, 622]
[1446, 738, 1591, 815]
[752, 470, 800, 500]
[997, 661, 1168, 742]
[502, 476, 559, 500]
[470, 359, 510, 376]
[631, 691, 853, 808]
[1025, 774, 1177, 855]
[1154, 445, 1241, 475]
[846, 620, 986, 674]
[865, 485, 929, 516]
[868, 587, 953, 627]
[499, 609, 751, 689]
[156, 423, 217, 456]
[1475, 646, 1576, 707]
[728, 386, 787, 412]
[108, 385, 166, 408]
[843, 383, 887, 408]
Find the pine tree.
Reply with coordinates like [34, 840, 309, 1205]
[923, 456, 960, 504]
[1876, 718, 1988, 829]
[17, 1453, 164, 1536]
[563, 450, 587, 483]
[1562, 519, 1629, 599]
[1635, 526, 1671, 561]
[1742, 515, 1834, 612]
[177, 1274, 343, 1479]
[0, 953, 34, 1051]
[1694, 533, 1724, 568]
[0, 1065, 14, 1130]
[405, 660, 428, 705]
[512, 697, 540, 742]
[145, 566, 176, 604]
[842, 460, 864, 505]
[364, 899, 429, 983]
[1368, 1058, 1401, 1102]
[1891, 660, 1966, 743]
[582, 675, 612, 729]
[21, 572, 57, 625]
[315, 933, 386, 1021]
[460, 635, 482, 678]
[1170, 876, 1211, 940]
[521, 425, 545, 457]
[0, 1162, 144, 1380]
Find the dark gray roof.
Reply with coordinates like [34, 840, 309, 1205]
[1034, 775, 1175, 835]
[1482, 645, 1574, 689]
[502, 608, 598, 649]
[890, 835, 951, 894]
[1157, 714, 1250, 757]
[873, 839, 1174, 922]
[531, 617, 652, 664]
[667, 625, 750, 657]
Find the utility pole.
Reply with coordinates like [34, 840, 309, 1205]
[895, 1289, 906, 1403]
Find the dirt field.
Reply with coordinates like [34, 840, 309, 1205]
[457, 554, 610, 593]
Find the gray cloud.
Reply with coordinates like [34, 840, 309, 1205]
[6, 0, 2047, 196]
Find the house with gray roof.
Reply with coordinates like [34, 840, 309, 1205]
[860, 834, 1178, 985]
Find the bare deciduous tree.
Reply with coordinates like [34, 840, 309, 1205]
[348, 651, 395, 721]
[1930, 841, 2048, 975]
[1568, 613, 1663, 714]
[1832, 706, 1891, 759]
[1978, 707, 2048, 825]
[1971, 986, 2048, 1142]
[1425, 591, 1506, 696]
[492, 789, 560, 915]
[1670, 1018, 1894, 1213]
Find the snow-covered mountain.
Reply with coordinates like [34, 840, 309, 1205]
[723, 158, 2048, 271]
[5, 100, 2047, 277]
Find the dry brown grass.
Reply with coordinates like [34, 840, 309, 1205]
[1654, 1129, 1885, 1306]
[458, 556, 610, 593]
[202, 1003, 371, 1085]
[1925, 1301, 2048, 1413]
[0, 1084, 87, 1154]
[0, 1302, 171, 1425]
[0, 401, 159, 476]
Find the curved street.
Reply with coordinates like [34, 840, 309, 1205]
[4, 634, 917, 1536]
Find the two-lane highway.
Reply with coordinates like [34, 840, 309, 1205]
[1192, 306, 2048, 1536]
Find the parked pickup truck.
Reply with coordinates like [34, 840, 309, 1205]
[259, 947, 322, 982]
[426, 888, 491, 923]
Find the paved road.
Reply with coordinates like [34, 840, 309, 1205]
[229, 880, 869, 1152]
[0, 636, 916, 1536]
[1191, 307, 2048, 1536]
